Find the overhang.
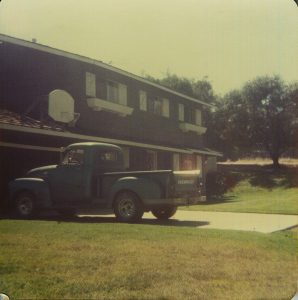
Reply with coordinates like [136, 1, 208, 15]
[0, 122, 221, 157]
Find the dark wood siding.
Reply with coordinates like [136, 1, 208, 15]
[0, 41, 205, 150]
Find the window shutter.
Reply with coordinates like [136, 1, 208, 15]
[139, 90, 147, 111]
[86, 72, 96, 97]
[196, 155, 203, 171]
[178, 103, 184, 121]
[195, 109, 202, 125]
[162, 98, 169, 117]
[173, 154, 180, 171]
[118, 83, 127, 105]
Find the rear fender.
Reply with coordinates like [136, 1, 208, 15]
[9, 178, 52, 209]
[108, 177, 162, 208]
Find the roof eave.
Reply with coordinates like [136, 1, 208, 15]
[0, 34, 214, 108]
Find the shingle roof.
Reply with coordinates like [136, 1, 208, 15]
[0, 109, 65, 132]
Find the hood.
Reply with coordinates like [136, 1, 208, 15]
[27, 165, 58, 177]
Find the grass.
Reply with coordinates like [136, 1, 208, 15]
[0, 219, 297, 299]
[182, 165, 298, 215]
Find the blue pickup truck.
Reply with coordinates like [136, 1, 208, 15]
[9, 142, 205, 222]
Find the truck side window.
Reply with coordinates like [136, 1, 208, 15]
[62, 149, 85, 166]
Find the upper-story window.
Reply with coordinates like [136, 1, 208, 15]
[178, 103, 184, 121]
[107, 81, 127, 105]
[86, 72, 96, 97]
[153, 97, 169, 118]
[185, 107, 202, 125]
[139, 90, 147, 111]
[153, 98, 162, 115]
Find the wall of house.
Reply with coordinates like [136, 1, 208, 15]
[0, 41, 206, 151]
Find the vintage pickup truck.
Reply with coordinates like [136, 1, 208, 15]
[9, 142, 205, 222]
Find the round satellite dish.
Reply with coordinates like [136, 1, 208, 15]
[48, 90, 75, 123]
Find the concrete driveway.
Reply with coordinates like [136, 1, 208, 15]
[151, 210, 298, 233]
[79, 210, 298, 233]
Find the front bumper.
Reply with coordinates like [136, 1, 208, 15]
[144, 195, 206, 207]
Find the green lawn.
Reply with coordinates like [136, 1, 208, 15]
[182, 166, 298, 215]
[0, 219, 297, 299]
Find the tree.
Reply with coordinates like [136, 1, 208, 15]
[145, 72, 216, 104]
[211, 90, 248, 160]
[225, 76, 298, 167]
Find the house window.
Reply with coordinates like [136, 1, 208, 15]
[185, 107, 202, 125]
[178, 103, 184, 121]
[107, 81, 127, 105]
[180, 154, 196, 170]
[139, 90, 147, 111]
[86, 72, 96, 97]
[146, 150, 157, 170]
[153, 97, 170, 117]
[153, 98, 163, 115]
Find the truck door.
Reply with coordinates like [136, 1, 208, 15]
[49, 148, 86, 204]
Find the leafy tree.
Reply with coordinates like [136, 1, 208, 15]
[144, 72, 216, 104]
[209, 90, 246, 160]
[159, 73, 195, 98]
[144, 72, 298, 166]
[192, 77, 217, 105]
[225, 76, 298, 167]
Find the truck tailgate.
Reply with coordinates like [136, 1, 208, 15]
[173, 170, 202, 197]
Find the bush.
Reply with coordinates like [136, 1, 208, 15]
[206, 171, 239, 200]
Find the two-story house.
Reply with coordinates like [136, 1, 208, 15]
[0, 34, 221, 200]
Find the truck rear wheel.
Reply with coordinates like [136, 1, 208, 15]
[151, 206, 177, 220]
[57, 208, 77, 218]
[114, 191, 144, 222]
[13, 191, 36, 219]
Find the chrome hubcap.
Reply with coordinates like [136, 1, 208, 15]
[118, 197, 136, 218]
[17, 197, 33, 216]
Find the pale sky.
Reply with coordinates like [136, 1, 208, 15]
[0, 0, 297, 94]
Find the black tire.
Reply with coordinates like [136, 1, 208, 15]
[13, 191, 36, 219]
[113, 191, 144, 222]
[151, 206, 177, 220]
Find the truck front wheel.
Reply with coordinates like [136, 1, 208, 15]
[13, 191, 37, 219]
[151, 206, 177, 220]
[114, 191, 144, 222]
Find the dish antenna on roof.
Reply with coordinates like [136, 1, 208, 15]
[48, 90, 80, 125]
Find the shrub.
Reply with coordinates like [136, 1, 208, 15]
[206, 171, 239, 200]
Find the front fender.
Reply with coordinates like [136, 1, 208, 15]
[9, 178, 52, 209]
[108, 177, 162, 207]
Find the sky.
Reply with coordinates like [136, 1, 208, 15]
[0, 0, 297, 95]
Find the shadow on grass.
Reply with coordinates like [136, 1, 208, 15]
[1, 214, 209, 229]
[219, 164, 298, 190]
[248, 166, 298, 190]
[203, 195, 236, 205]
